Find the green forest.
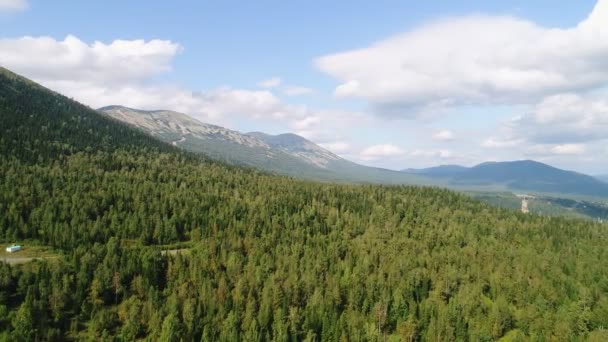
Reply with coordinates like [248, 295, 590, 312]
[1, 68, 608, 341]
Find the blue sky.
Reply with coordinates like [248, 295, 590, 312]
[3, 1, 596, 88]
[1, 0, 607, 173]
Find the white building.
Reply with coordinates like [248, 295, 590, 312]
[5, 245, 21, 253]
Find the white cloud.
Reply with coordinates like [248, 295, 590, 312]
[0, 0, 27, 12]
[482, 137, 523, 148]
[194, 87, 298, 120]
[257, 77, 282, 88]
[0, 35, 181, 85]
[0, 35, 309, 122]
[360, 144, 405, 160]
[432, 130, 454, 141]
[410, 149, 454, 159]
[316, 0, 608, 116]
[292, 116, 321, 130]
[283, 85, 314, 96]
[551, 144, 587, 155]
[505, 93, 608, 145]
[524, 143, 589, 157]
[291, 109, 369, 145]
[481, 90, 608, 170]
[0, 35, 204, 117]
[42, 81, 200, 114]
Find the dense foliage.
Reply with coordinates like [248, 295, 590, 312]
[0, 68, 174, 164]
[1, 68, 608, 341]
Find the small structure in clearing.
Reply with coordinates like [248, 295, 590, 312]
[6, 245, 22, 253]
[515, 194, 534, 214]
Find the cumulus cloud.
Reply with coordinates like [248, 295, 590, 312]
[257, 77, 282, 88]
[0, 35, 181, 85]
[0, 35, 210, 117]
[432, 130, 455, 141]
[551, 144, 587, 155]
[0, 35, 314, 123]
[524, 143, 591, 158]
[316, 0, 608, 116]
[0, 0, 27, 12]
[360, 144, 405, 160]
[482, 92, 608, 156]
[291, 110, 369, 146]
[482, 90, 608, 170]
[292, 116, 321, 130]
[194, 87, 300, 120]
[513, 93, 608, 144]
[410, 149, 454, 159]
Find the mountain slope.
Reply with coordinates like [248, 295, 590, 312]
[100, 105, 426, 184]
[99, 105, 268, 149]
[596, 174, 608, 183]
[247, 132, 341, 168]
[404, 160, 608, 197]
[0, 68, 175, 163]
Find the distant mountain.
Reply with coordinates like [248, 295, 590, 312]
[99, 106, 425, 184]
[596, 175, 608, 183]
[403, 160, 608, 198]
[403, 165, 468, 177]
[246, 132, 341, 168]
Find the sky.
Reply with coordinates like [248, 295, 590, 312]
[1, 0, 607, 174]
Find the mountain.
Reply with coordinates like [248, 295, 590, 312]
[404, 160, 608, 198]
[403, 165, 468, 177]
[596, 174, 608, 183]
[246, 132, 341, 168]
[99, 106, 268, 149]
[99, 105, 425, 184]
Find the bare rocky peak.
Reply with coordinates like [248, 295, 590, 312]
[99, 106, 269, 149]
[98, 106, 344, 169]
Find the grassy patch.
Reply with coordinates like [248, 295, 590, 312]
[0, 242, 61, 260]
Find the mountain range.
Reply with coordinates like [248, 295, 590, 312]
[99, 105, 608, 198]
[404, 160, 608, 198]
[99, 105, 425, 185]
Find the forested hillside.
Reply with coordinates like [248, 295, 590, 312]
[1, 68, 608, 341]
